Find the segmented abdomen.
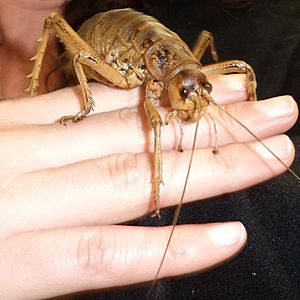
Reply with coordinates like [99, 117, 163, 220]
[76, 8, 193, 85]
[79, 9, 178, 57]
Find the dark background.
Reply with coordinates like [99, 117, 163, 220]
[61, 1, 300, 299]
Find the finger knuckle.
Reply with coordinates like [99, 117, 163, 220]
[168, 236, 191, 265]
[118, 106, 139, 128]
[105, 153, 147, 194]
[76, 228, 113, 276]
[118, 106, 146, 142]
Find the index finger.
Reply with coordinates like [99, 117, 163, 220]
[0, 74, 248, 124]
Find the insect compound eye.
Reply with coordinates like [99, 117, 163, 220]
[204, 82, 213, 93]
[180, 87, 189, 99]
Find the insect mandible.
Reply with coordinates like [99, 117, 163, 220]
[26, 8, 259, 217]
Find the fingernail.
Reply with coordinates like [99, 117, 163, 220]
[259, 96, 295, 118]
[208, 222, 246, 247]
[252, 135, 292, 160]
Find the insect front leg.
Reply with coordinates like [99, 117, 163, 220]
[192, 31, 257, 101]
[201, 60, 257, 101]
[192, 30, 219, 62]
[144, 80, 164, 217]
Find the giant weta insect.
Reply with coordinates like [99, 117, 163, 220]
[26, 7, 299, 293]
[26, 8, 258, 216]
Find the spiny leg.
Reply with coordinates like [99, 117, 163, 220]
[27, 12, 126, 122]
[192, 30, 219, 62]
[192, 31, 257, 101]
[59, 49, 128, 123]
[25, 17, 52, 95]
[60, 52, 94, 124]
[201, 60, 257, 101]
[26, 11, 104, 91]
[144, 80, 164, 217]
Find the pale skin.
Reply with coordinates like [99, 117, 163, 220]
[0, 1, 299, 299]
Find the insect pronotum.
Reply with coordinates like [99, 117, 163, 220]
[26, 7, 299, 297]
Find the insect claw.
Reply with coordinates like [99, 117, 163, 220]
[30, 56, 36, 61]
[25, 73, 33, 79]
[24, 87, 30, 93]
[151, 210, 161, 219]
[36, 38, 42, 43]
[59, 116, 68, 126]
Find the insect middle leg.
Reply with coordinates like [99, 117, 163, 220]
[59, 51, 125, 124]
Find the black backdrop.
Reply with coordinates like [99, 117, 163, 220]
[61, 1, 300, 299]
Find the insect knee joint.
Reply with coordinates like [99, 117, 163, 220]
[44, 15, 54, 29]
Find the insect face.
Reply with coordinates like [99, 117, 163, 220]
[168, 68, 213, 124]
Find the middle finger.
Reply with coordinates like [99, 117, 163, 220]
[0, 96, 296, 177]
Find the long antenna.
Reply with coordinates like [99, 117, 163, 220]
[147, 120, 200, 298]
[209, 97, 300, 181]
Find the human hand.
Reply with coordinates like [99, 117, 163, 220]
[0, 75, 297, 299]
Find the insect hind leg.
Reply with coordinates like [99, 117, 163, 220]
[202, 60, 257, 101]
[25, 16, 52, 96]
[27, 12, 127, 123]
